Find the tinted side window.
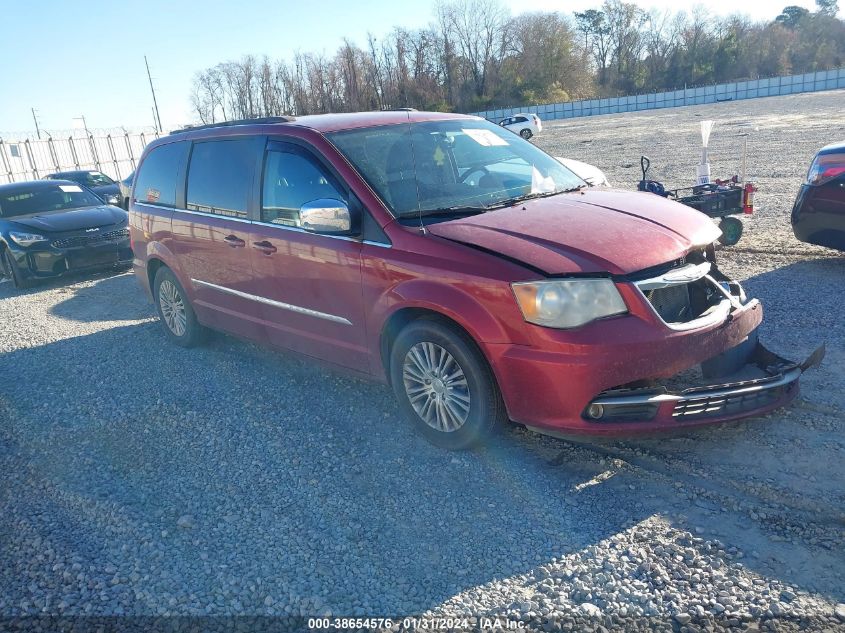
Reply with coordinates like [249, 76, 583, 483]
[261, 150, 344, 225]
[187, 139, 255, 218]
[134, 142, 188, 207]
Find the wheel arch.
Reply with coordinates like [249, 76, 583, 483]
[146, 256, 166, 292]
[379, 306, 502, 392]
[373, 277, 526, 379]
[142, 240, 183, 298]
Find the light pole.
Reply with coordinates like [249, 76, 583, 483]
[31, 108, 41, 139]
[145, 55, 163, 133]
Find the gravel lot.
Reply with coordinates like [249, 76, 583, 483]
[1, 90, 844, 631]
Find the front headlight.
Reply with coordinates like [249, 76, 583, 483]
[512, 279, 627, 329]
[8, 231, 48, 247]
[102, 193, 120, 205]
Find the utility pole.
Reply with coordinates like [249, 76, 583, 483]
[31, 108, 41, 139]
[145, 55, 163, 133]
[71, 115, 90, 136]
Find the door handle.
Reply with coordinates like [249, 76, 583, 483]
[223, 234, 245, 248]
[252, 240, 277, 255]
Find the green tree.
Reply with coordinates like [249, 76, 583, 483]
[574, 9, 612, 85]
[776, 5, 810, 28]
[816, 0, 839, 17]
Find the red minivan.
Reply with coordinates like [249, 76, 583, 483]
[130, 112, 822, 449]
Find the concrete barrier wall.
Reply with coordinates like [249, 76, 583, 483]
[473, 68, 845, 122]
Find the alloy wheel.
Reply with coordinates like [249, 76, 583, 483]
[159, 279, 187, 336]
[402, 342, 471, 432]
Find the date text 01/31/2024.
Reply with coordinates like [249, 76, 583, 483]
[307, 617, 525, 630]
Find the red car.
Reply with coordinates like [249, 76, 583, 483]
[129, 112, 822, 449]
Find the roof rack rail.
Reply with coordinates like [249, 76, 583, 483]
[170, 116, 295, 134]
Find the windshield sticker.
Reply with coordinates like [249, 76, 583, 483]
[59, 185, 83, 193]
[146, 188, 161, 203]
[462, 128, 508, 147]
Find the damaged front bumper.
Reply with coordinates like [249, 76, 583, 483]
[495, 256, 825, 437]
[584, 338, 825, 426]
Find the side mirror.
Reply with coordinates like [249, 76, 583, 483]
[300, 198, 353, 235]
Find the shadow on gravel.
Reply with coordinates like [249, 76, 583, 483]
[47, 273, 153, 323]
[0, 267, 132, 302]
[0, 322, 656, 615]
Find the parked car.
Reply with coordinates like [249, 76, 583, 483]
[498, 113, 542, 139]
[0, 180, 132, 288]
[118, 170, 134, 210]
[130, 112, 821, 449]
[791, 140, 845, 250]
[46, 170, 122, 206]
[555, 157, 610, 187]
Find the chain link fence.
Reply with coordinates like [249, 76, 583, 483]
[0, 128, 162, 185]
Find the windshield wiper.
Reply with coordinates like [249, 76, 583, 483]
[399, 205, 489, 219]
[398, 185, 588, 219]
[561, 183, 589, 192]
[493, 190, 562, 208]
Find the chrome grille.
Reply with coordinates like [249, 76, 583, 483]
[672, 386, 786, 419]
[51, 228, 129, 249]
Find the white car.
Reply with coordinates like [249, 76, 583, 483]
[556, 157, 611, 187]
[498, 113, 542, 139]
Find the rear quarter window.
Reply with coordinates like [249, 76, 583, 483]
[134, 142, 188, 207]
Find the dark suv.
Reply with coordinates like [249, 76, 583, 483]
[130, 113, 821, 449]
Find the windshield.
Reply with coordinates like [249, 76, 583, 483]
[82, 172, 116, 187]
[327, 119, 584, 218]
[51, 172, 116, 187]
[0, 184, 104, 218]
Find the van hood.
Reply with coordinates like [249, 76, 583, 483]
[8, 205, 127, 233]
[426, 189, 721, 275]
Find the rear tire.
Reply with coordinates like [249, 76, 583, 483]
[519, 128, 533, 140]
[153, 267, 206, 347]
[389, 319, 506, 450]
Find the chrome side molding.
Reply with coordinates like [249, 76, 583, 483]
[191, 279, 353, 325]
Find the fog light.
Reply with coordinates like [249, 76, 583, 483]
[586, 403, 604, 419]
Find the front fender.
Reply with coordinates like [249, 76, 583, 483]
[368, 277, 531, 372]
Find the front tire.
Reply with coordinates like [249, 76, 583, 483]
[153, 267, 206, 347]
[519, 128, 533, 140]
[389, 319, 506, 450]
[2, 248, 33, 289]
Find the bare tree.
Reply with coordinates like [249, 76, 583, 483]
[187, 0, 845, 121]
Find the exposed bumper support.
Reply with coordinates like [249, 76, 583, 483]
[585, 342, 825, 424]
